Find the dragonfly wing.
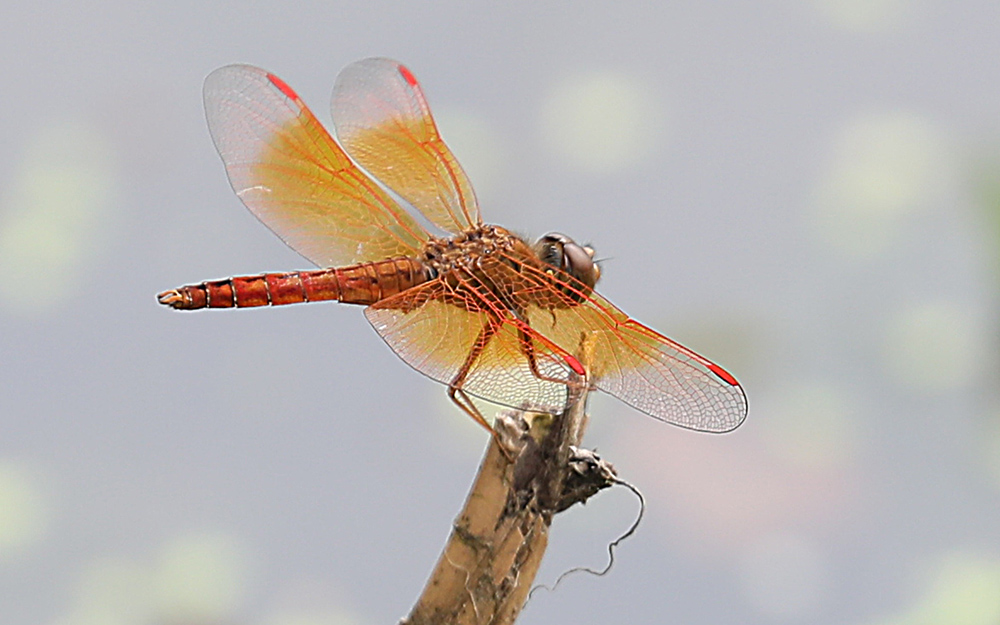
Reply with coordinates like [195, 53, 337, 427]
[502, 252, 748, 433]
[364, 274, 579, 414]
[331, 58, 481, 234]
[204, 64, 430, 267]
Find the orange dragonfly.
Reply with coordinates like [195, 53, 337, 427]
[158, 58, 747, 434]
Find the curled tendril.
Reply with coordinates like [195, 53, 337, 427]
[524, 477, 645, 607]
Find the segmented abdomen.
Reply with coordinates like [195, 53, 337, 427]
[157, 257, 427, 310]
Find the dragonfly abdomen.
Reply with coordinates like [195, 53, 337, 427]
[157, 257, 428, 310]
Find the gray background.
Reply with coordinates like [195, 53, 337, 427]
[2, 1, 1000, 624]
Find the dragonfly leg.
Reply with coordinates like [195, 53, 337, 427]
[447, 319, 500, 432]
[518, 325, 573, 387]
[449, 386, 518, 462]
[448, 385, 493, 433]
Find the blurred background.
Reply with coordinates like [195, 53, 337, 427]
[2, 1, 1000, 624]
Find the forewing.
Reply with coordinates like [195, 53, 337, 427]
[204, 64, 429, 267]
[331, 58, 480, 234]
[364, 276, 577, 414]
[504, 254, 748, 433]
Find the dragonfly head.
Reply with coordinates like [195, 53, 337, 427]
[534, 233, 601, 289]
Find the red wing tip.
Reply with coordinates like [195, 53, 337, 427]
[397, 64, 419, 87]
[565, 354, 587, 376]
[267, 73, 299, 101]
[707, 362, 740, 386]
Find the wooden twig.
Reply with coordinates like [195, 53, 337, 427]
[403, 345, 618, 625]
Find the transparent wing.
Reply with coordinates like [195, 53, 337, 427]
[503, 252, 747, 433]
[364, 275, 579, 414]
[367, 254, 745, 431]
[204, 64, 430, 267]
[331, 57, 481, 234]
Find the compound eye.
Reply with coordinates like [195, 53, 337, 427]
[535, 233, 570, 269]
[536, 243, 563, 269]
[562, 242, 599, 288]
[534, 232, 601, 288]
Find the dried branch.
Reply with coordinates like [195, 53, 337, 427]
[403, 359, 619, 625]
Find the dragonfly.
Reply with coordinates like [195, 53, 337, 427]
[158, 58, 747, 434]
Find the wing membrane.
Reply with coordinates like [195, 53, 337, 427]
[507, 254, 747, 433]
[204, 64, 429, 267]
[331, 58, 480, 234]
[366, 253, 745, 431]
[364, 277, 576, 414]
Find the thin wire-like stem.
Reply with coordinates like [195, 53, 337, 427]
[525, 478, 645, 603]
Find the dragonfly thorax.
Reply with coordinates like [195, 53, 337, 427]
[420, 224, 523, 277]
[416, 225, 601, 313]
